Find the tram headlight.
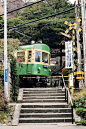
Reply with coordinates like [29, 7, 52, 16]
[49, 69, 51, 72]
[38, 67, 41, 73]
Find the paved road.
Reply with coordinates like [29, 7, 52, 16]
[0, 123, 86, 129]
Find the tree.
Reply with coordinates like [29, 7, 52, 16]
[0, 0, 74, 47]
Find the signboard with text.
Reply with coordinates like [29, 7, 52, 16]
[65, 41, 72, 68]
[70, 74, 73, 86]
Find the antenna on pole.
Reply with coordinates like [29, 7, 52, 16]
[4, 0, 8, 112]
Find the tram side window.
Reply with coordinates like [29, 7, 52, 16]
[28, 51, 32, 62]
[35, 51, 41, 62]
[17, 51, 25, 62]
[42, 52, 48, 63]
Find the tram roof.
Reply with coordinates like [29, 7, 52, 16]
[17, 43, 50, 52]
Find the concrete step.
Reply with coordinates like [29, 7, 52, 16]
[20, 108, 71, 113]
[23, 88, 64, 91]
[23, 91, 65, 94]
[23, 93, 65, 97]
[23, 96, 65, 99]
[22, 99, 65, 103]
[20, 112, 72, 118]
[17, 88, 74, 124]
[19, 117, 73, 123]
[21, 103, 68, 108]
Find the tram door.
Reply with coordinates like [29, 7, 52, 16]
[26, 50, 32, 74]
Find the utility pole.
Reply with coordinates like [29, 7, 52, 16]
[84, 0, 86, 87]
[76, 1, 81, 71]
[4, 0, 8, 112]
[76, 0, 82, 87]
[81, 0, 86, 87]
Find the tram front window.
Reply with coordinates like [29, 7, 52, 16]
[35, 51, 41, 62]
[42, 52, 48, 63]
[17, 51, 25, 63]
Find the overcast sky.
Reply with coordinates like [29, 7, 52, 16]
[69, 0, 76, 4]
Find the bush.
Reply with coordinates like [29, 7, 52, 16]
[75, 120, 86, 126]
[76, 108, 85, 118]
[62, 67, 68, 76]
[0, 112, 7, 124]
[72, 88, 86, 108]
[0, 88, 5, 111]
[72, 88, 86, 121]
[10, 56, 19, 101]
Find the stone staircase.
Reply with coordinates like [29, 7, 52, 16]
[17, 88, 73, 124]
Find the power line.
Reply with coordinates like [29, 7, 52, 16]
[0, 0, 44, 16]
[0, 6, 75, 33]
[45, 0, 74, 33]
[22, 22, 50, 44]
[14, 29, 31, 38]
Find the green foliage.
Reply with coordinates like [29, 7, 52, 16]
[0, 88, 5, 111]
[76, 107, 86, 120]
[62, 67, 68, 76]
[8, 106, 14, 120]
[75, 120, 86, 126]
[76, 108, 85, 117]
[0, 112, 7, 123]
[0, 38, 21, 102]
[0, 70, 4, 89]
[10, 56, 19, 101]
[50, 64, 58, 75]
[0, 0, 74, 47]
[72, 88, 86, 120]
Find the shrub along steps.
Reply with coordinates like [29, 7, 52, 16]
[18, 88, 73, 124]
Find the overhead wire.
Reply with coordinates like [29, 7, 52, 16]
[22, 22, 51, 44]
[0, 6, 75, 33]
[44, 0, 74, 33]
[0, 0, 44, 16]
[0, 0, 75, 42]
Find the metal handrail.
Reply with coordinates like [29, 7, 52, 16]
[62, 74, 73, 124]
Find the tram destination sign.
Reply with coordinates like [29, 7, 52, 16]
[65, 41, 72, 69]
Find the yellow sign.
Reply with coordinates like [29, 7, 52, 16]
[69, 27, 72, 30]
[78, 18, 81, 22]
[78, 28, 82, 32]
[65, 30, 68, 34]
[64, 21, 68, 25]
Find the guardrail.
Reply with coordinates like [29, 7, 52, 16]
[62, 74, 74, 124]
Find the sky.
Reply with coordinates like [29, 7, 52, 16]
[69, 0, 76, 4]
[22, 0, 76, 4]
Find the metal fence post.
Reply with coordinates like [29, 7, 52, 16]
[67, 90, 68, 104]
[71, 104, 73, 124]
[51, 76, 52, 87]
[65, 88, 66, 102]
